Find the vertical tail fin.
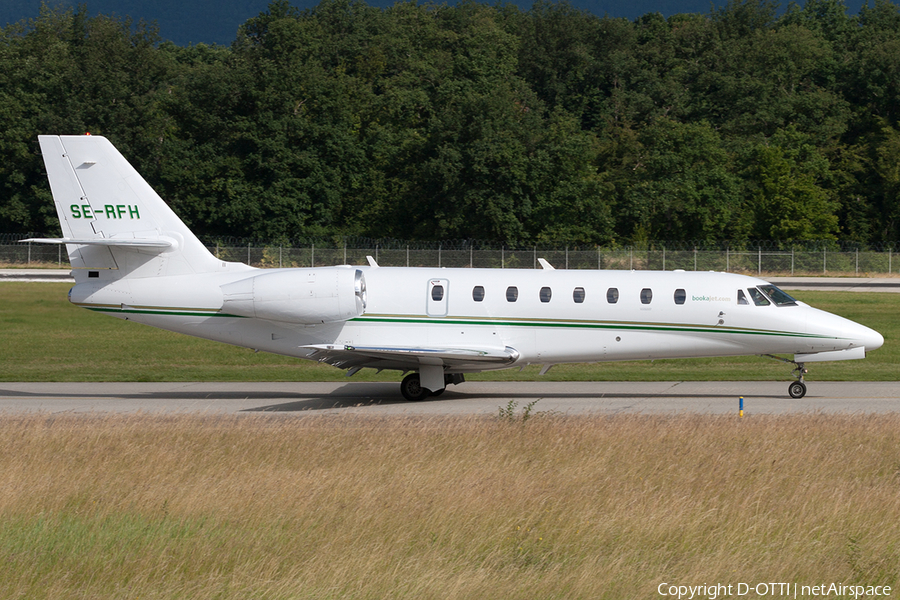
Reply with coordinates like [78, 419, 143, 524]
[29, 135, 222, 277]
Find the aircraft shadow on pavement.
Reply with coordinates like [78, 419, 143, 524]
[241, 386, 788, 412]
[0, 383, 788, 413]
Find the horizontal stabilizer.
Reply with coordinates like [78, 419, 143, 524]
[20, 237, 173, 249]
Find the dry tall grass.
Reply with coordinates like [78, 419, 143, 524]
[1, 413, 898, 599]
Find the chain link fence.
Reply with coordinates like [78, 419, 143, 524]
[3, 234, 898, 275]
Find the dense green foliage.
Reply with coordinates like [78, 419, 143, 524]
[2, 0, 900, 246]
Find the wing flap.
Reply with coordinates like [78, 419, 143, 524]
[302, 344, 520, 371]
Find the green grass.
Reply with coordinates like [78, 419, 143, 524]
[0, 282, 895, 382]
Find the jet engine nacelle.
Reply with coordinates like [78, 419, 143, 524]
[220, 267, 366, 324]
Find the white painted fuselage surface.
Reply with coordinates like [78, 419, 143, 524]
[70, 267, 882, 371]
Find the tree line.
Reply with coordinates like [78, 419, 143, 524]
[2, 0, 900, 247]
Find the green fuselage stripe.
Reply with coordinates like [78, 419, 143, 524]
[80, 305, 240, 318]
[351, 315, 830, 339]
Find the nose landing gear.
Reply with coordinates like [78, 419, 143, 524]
[787, 367, 807, 398]
[762, 355, 808, 399]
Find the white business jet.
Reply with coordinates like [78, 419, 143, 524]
[23, 135, 884, 401]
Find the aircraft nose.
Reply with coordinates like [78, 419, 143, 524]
[849, 321, 883, 352]
[863, 326, 884, 352]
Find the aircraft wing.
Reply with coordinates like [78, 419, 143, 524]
[301, 344, 520, 371]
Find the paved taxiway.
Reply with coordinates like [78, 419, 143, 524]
[1, 381, 897, 415]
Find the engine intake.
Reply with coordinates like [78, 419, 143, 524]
[220, 267, 366, 324]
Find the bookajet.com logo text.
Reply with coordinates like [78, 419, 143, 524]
[692, 295, 731, 302]
[658, 582, 892, 599]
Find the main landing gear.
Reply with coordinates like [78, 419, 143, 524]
[400, 372, 465, 401]
[762, 355, 808, 399]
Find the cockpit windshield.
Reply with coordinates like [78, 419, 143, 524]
[757, 284, 798, 306]
[748, 287, 770, 306]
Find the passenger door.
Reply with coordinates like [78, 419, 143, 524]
[427, 278, 449, 317]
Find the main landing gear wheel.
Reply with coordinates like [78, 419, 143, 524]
[400, 373, 431, 402]
[788, 380, 807, 399]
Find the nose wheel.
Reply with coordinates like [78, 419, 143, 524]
[762, 355, 808, 399]
[788, 380, 807, 399]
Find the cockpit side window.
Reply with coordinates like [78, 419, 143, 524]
[748, 287, 770, 306]
[737, 290, 749, 305]
[757, 284, 798, 306]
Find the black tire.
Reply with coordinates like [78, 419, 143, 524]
[788, 381, 807, 399]
[400, 373, 431, 401]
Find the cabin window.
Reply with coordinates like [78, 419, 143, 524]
[748, 287, 770, 306]
[573, 287, 585, 303]
[640, 288, 653, 304]
[506, 286, 518, 302]
[674, 289, 686, 305]
[607, 288, 619, 304]
[431, 285, 444, 302]
[757, 284, 798, 306]
[472, 286, 485, 302]
[737, 290, 749, 305]
[540, 287, 552, 303]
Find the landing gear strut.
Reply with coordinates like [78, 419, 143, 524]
[762, 355, 808, 399]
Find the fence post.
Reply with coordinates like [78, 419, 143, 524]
[758, 246, 761, 275]
[312, 243, 315, 268]
[533, 246, 536, 269]
[344, 242, 347, 265]
[279, 246, 282, 268]
[502, 246, 505, 269]
[726, 248, 729, 272]
[856, 248, 859, 275]
[469, 245, 473, 269]
[248, 243, 251, 266]
[824, 248, 827, 274]
[693, 248, 697, 271]
[566, 246, 569, 269]
[439, 243, 442, 268]
[58, 243, 61, 267]
[27, 241, 31, 265]
[407, 245, 410, 267]
[662, 247, 666, 271]
[791, 249, 794, 276]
